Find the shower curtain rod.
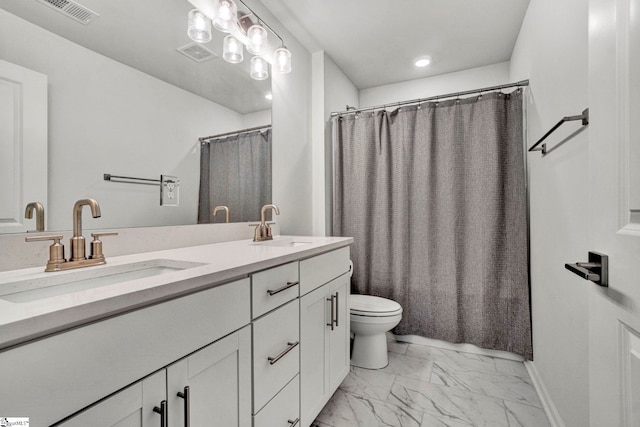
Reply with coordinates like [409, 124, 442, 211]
[199, 124, 271, 143]
[330, 79, 530, 117]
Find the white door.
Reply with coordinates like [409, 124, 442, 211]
[0, 59, 47, 233]
[58, 371, 166, 427]
[589, 0, 640, 425]
[167, 326, 252, 427]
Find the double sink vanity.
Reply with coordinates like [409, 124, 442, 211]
[0, 234, 353, 427]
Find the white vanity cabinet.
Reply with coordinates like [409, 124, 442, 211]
[0, 278, 251, 426]
[299, 248, 351, 427]
[58, 326, 251, 427]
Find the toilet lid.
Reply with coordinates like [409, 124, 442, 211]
[350, 294, 402, 315]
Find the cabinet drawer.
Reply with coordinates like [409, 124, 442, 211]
[299, 247, 350, 296]
[253, 375, 300, 427]
[252, 261, 299, 318]
[253, 299, 299, 412]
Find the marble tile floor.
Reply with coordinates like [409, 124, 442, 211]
[312, 340, 551, 427]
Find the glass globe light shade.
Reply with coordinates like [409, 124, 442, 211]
[223, 35, 243, 63]
[246, 24, 268, 55]
[273, 47, 292, 73]
[213, 0, 238, 33]
[250, 56, 269, 81]
[187, 9, 212, 43]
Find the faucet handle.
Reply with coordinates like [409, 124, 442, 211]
[90, 232, 118, 261]
[25, 234, 66, 272]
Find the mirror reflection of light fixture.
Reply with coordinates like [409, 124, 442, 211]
[250, 56, 269, 80]
[187, 9, 212, 43]
[187, 0, 293, 73]
[246, 24, 268, 55]
[223, 35, 243, 63]
[273, 47, 292, 73]
[212, 0, 238, 33]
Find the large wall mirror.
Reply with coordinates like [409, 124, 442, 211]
[0, 0, 272, 233]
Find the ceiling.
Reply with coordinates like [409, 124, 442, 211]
[0, 0, 272, 114]
[262, 0, 531, 89]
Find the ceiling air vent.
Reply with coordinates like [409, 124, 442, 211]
[36, 0, 99, 25]
[177, 43, 218, 63]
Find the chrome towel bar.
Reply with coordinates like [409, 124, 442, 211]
[529, 108, 589, 156]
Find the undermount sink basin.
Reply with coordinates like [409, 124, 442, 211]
[252, 239, 313, 248]
[0, 259, 205, 304]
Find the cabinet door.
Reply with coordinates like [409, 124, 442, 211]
[328, 274, 350, 393]
[167, 326, 251, 427]
[58, 370, 166, 427]
[299, 285, 331, 427]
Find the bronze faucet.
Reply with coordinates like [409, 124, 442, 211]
[252, 204, 280, 241]
[26, 199, 117, 272]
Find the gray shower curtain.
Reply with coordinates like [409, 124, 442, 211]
[198, 128, 271, 223]
[333, 91, 532, 359]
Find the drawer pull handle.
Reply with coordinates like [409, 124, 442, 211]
[153, 400, 168, 427]
[177, 386, 190, 427]
[267, 281, 299, 296]
[268, 341, 299, 365]
[326, 294, 336, 330]
[288, 418, 300, 427]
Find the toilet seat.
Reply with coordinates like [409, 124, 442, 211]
[350, 294, 402, 317]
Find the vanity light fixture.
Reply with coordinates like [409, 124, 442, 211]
[187, 9, 212, 43]
[250, 56, 269, 80]
[246, 24, 268, 55]
[212, 0, 238, 32]
[273, 46, 292, 73]
[223, 34, 243, 63]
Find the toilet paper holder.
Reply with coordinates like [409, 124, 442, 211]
[565, 251, 608, 287]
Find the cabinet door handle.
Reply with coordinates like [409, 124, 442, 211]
[177, 385, 190, 427]
[334, 292, 339, 328]
[288, 418, 300, 427]
[153, 400, 168, 427]
[267, 281, 299, 296]
[268, 341, 299, 365]
[326, 295, 335, 330]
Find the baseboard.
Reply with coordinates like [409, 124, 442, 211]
[524, 361, 567, 427]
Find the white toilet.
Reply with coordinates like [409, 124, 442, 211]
[350, 294, 403, 369]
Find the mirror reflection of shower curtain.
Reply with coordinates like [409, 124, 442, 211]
[198, 128, 271, 223]
[333, 91, 532, 359]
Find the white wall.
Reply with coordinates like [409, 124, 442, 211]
[0, 9, 247, 231]
[310, 52, 358, 236]
[510, 0, 590, 426]
[360, 62, 511, 107]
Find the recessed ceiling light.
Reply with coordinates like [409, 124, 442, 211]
[265, 93, 273, 100]
[415, 58, 431, 67]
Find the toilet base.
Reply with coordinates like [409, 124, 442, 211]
[350, 332, 389, 369]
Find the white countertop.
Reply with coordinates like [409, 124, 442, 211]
[0, 235, 353, 351]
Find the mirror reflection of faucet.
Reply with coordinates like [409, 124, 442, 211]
[25, 198, 118, 272]
[24, 201, 45, 232]
[213, 205, 230, 223]
[250, 204, 280, 241]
